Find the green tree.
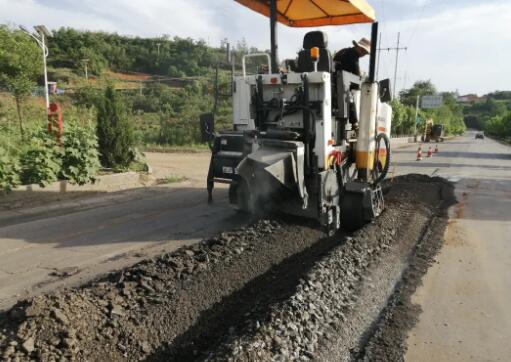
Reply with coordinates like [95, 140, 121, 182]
[397, 82, 465, 136]
[0, 26, 42, 139]
[399, 80, 437, 106]
[48, 28, 227, 77]
[390, 99, 418, 135]
[485, 111, 511, 139]
[96, 86, 135, 168]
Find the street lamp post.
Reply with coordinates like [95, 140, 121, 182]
[414, 95, 420, 136]
[82, 58, 89, 80]
[19, 25, 53, 112]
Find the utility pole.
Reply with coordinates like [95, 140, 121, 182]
[226, 42, 231, 63]
[414, 95, 420, 136]
[156, 43, 161, 55]
[376, 32, 407, 99]
[393, 32, 401, 99]
[82, 58, 89, 80]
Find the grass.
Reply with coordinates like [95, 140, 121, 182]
[157, 175, 188, 184]
[141, 143, 210, 153]
[128, 160, 150, 173]
[96, 161, 150, 175]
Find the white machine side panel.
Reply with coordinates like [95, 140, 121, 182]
[314, 72, 332, 169]
[377, 102, 392, 137]
[233, 77, 254, 129]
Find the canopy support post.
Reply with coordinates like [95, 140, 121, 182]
[368, 21, 378, 82]
[270, 0, 278, 73]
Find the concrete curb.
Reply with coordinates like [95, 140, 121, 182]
[391, 136, 415, 142]
[391, 136, 417, 148]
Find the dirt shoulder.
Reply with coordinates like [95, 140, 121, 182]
[0, 152, 210, 225]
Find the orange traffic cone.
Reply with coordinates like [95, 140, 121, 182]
[416, 147, 423, 161]
[427, 146, 433, 158]
[434, 144, 439, 153]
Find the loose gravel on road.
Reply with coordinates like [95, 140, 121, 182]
[0, 174, 455, 362]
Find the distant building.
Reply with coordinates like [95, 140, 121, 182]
[457, 94, 483, 104]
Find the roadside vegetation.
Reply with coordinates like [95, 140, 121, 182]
[0, 25, 41, 139]
[391, 80, 466, 136]
[2, 23, 501, 193]
[463, 91, 511, 142]
[0, 25, 246, 192]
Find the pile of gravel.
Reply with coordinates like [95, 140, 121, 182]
[204, 206, 405, 361]
[202, 175, 454, 362]
[0, 219, 325, 361]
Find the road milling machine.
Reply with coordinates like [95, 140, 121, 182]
[202, 0, 392, 234]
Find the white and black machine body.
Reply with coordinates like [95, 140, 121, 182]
[204, 1, 392, 234]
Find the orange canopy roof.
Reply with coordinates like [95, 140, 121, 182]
[235, 0, 375, 27]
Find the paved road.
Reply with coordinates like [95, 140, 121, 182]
[390, 132, 511, 362]
[1, 133, 510, 362]
[0, 153, 246, 310]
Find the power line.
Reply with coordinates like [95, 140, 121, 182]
[377, 32, 407, 99]
[407, 1, 427, 44]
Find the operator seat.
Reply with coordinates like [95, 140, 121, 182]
[296, 31, 332, 72]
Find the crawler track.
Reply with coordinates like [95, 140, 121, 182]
[0, 175, 454, 361]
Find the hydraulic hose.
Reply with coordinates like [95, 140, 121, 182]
[373, 132, 391, 185]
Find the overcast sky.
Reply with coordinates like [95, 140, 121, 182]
[1, 0, 510, 95]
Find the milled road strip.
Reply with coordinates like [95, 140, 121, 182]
[0, 175, 454, 362]
[204, 176, 452, 362]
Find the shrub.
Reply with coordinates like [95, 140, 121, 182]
[96, 86, 135, 168]
[0, 148, 20, 192]
[74, 85, 102, 108]
[20, 130, 62, 187]
[485, 111, 511, 139]
[60, 121, 101, 185]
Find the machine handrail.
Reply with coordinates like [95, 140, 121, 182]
[242, 53, 272, 77]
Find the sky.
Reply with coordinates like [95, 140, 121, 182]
[1, 0, 510, 95]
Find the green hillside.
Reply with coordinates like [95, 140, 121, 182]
[463, 91, 511, 141]
[1, 26, 256, 151]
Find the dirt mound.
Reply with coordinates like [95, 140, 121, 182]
[0, 175, 455, 362]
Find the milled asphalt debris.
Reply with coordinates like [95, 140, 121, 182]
[0, 174, 454, 362]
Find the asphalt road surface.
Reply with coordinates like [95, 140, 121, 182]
[0, 153, 246, 310]
[1, 132, 510, 362]
[390, 132, 511, 362]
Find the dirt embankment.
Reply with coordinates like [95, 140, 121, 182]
[0, 175, 454, 362]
